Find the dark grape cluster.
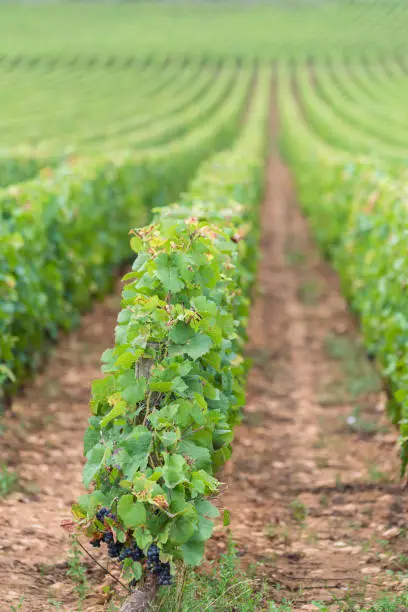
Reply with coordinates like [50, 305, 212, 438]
[89, 508, 173, 587]
[146, 544, 172, 586]
[146, 543, 160, 566]
[156, 564, 172, 586]
[108, 541, 123, 558]
[118, 541, 145, 562]
[96, 507, 116, 522]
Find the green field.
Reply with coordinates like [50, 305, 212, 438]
[1, 1, 408, 610]
[1, 1, 408, 59]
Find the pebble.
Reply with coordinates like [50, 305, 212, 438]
[382, 526, 400, 539]
[362, 567, 381, 575]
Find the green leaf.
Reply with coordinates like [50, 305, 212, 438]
[223, 509, 231, 526]
[169, 511, 197, 545]
[181, 540, 205, 566]
[190, 470, 219, 497]
[131, 561, 143, 580]
[179, 440, 211, 471]
[169, 322, 195, 344]
[172, 376, 188, 395]
[169, 333, 213, 361]
[117, 495, 146, 528]
[162, 454, 188, 488]
[100, 400, 126, 428]
[121, 378, 146, 405]
[191, 296, 218, 316]
[161, 431, 180, 448]
[204, 350, 221, 369]
[194, 514, 214, 542]
[0, 364, 16, 383]
[130, 236, 143, 253]
[133, 526, 153, 551]
[83, 427, 99, 455]
[196, 499, 220, 519]
[91, 376, 115, 403]
[156, 253, 185, 293]
[83, 445, 105, 488]
[121, 429, 153, 479]
[149, 381, 173, 392]
[115, 351, 136, 368]
[121, 558, 142, 582]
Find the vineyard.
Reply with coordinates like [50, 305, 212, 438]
[1, 1, 408, 611]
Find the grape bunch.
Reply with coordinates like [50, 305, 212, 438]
[96, 507, 116, 522]
[89, 507, 123, 558]
[119, 541, 145, 562]
[146, 544, 172, 586]
[103, 532, 123, 558]
[89, 508, 173, 587]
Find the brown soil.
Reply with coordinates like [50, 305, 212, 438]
[1, 99, 407, 612]
[209, 103, 408, 608]
[0, 286, 127, 611]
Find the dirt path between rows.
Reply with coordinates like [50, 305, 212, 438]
[1, 96, 408, 612]
[209, 99, 408, 608]
[0, 287, 125, 611]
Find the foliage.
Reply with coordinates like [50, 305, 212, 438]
[73, 69, 270, 584]
[279, 61, 408, 470]
[0, 65, 249, 401]
[0, 61, 238, 184]
[0, 2, 407, 60]
[0, 464, 18, 497]
[154, 539, 267, 612]
[67, 536, 89, 607]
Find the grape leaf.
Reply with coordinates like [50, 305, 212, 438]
[100, 399, 126, 428]
[121, 429, 153, 479]
[121, 377, 146, 406]
[169, 511, 197, 545]
[181, 540, 205, 566]
[169, 322, 195, 344]
[179, 440, 211, 471]
[169, 333, 212, 361]
[156, 253, 185, 293]
[83, 445, 105, 488]
[117, 495, 146, 528]
[83, 426, 99, 455]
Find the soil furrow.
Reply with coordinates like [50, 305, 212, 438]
[211, 97, 408, 609]
[0, 287, 124, 611]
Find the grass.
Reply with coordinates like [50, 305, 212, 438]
[67, 536, 89, 611]
[363, 593, 408, 611]
[9, 597, 24, 612]
[367, 463, 390, 484]
[158, 544, 408, 611]
[324, 590, 408, 611]
[0, 464, 18, 497]
[10, 535, 408, 611]
[285, 247, 307, 266]
[345, 405, 386, 437]
[268, 602, 294, 611]
[289, 499, 308, 524]
[325, 334, 382, 399]
[298, 278, 322, 306]
[153, 540, 268, 611]
[47, 599, 63, 610]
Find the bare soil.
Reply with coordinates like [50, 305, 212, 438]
[0, 286, 126, 611]
[1, 101, 407, 611]
[208, 105, 408, 608]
